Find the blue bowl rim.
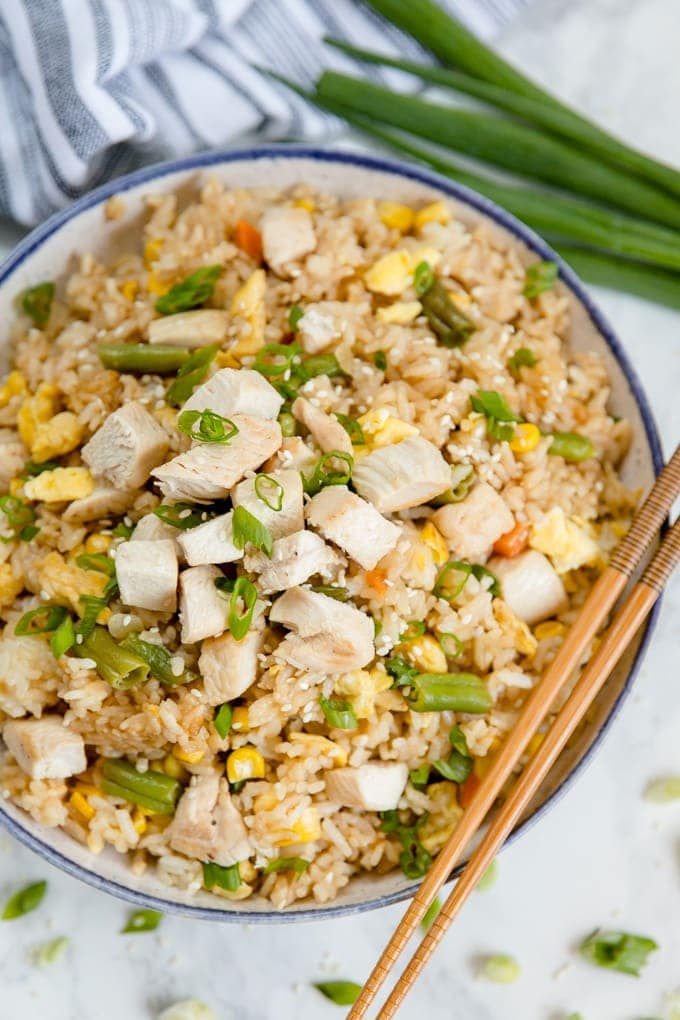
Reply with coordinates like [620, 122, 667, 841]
[0, 143, 664, 923]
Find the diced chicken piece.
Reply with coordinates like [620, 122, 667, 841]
[231, 468, 303, 540]
[353, 436, 451, 512]
[245, 531, 339, 594]
[63, 485, 133, 524]
[265, 436, 317, 475]
[260, 205, 316, 273]
[82, 401, 169, 490]
[489, 550, 568, 626]
[179, 565, 227, 643]
[306, 485, 401, 570]
[269, 586, 374, 673]
[177, 512, 242, 567]
[324, 762, 408, 811]
[291, 397, 352, 454]
[432, 483, 514, 563]
[198, 628, 263, 705]
[115, 539, 178, 613]
[182, 367, 283, 421]
[147, 309, 228, 348]
[131, 512, 184, 563]
[295, 300, 350, 354]
[151, 415, 282, 502]
[0, 430, 26, 492]
[3, 717, 86, 780]
[167, 774, 252, 866]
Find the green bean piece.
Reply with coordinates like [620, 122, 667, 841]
[100, 758, 182, 814]
[420, 278, 475, 346]
[20, 282, 54, 329]
[548, 431, 595, 462]
[405, 672, 492, 713]
[120, 634, 193, 687]
[319, 696, 358, 730]
[97, 343, 191, 374]
[74, 626, 150, 689]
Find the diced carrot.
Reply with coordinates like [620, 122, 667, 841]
[365, 568, 388, 596]
[459, 771, 480, 809]
[233, 219, 263, 261]
[493, 519, 529, 558]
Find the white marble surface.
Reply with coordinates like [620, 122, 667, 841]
[1, 2, 679, 1018]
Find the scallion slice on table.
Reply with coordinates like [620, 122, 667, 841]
[31, 935, 69, 967]
[579, 929, 658, 976]
[122, 909, 163, 934]
[405, 672, 492, 713]
[477, 857, 498, 892]
[202, 861, 241, 892]
[100, 758, 182, 814]
[74, 626, 150, 689]
[231, 505, 273, 557]
[319, 696, 358, 730]
[2, 880, 47, 920]
[166, 344, 219, 406]
[481, 954, 522, 983]
[119, 634, 194, 687]
[97, 343, 191, 374]
[314, 981, 363, 1006]
[154, 265, 222, 315]
[644, 777, 680, 802]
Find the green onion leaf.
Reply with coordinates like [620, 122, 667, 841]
[154, 265, 222, 315]
[439, 632, 463, 657]
[319, 696, 358, 730]
[385, 656, 418, 687]
[303, 451, 353, 497]
[263, 856, 310, 875]
[420, 897, 441, 931]
[50, 614, 75, 658]
[254, 474, 284, 512]
[523, 260, 558, 299]
[579, 930, 658, 976]
[15, 604, 69, 637]
[405, 672, 492, 714]
[202, 861, 241, 892]
[31, 935, 69, 967]
[482, 954, 521, 983]
[288, 304, 304, 331]
[433, 560, 472, 601]
[477, 858, 498, 892]
[154, 503, 207, 529]
[2, 880, 47, 920]
[413, 260, 435, 296]
[548, 431, 595, 462]
[314, 981, 363, 1006]
[433, 725, 473, 783]
[75, 552, 116, 577]
[177, 409, 238, 445]
[334, 413, 366, 445]
[644, 777, 680, 803]
[470, 390, 519, 423]
[373, 350, 388, 371]
[213, 703, 233, 739]
[409, 763, 431, 788]
[166, 344, 219, 407]
[122, 909, 162, 934]
[226, 576, 257, 640]
[20, 282, 55, 329]
[112, 520, 134, 539]
[399, 620, 425, 642]
[232, 505, 273, 557]
[508, 347, 537, 376]
[308, 584, 350, 601]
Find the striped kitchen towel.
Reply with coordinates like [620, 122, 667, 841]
[0, 0, 528, 225]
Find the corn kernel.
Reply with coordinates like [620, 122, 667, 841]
[69, 790, 95, 821]
[376, 301, 422, 325]
[293, 197, 315, 212]
[85, 533, 112, 554]
[173, 747, 204, 765]
[143, 238, 164, 268]
[534, 620, 566, 641]
[405, 634, 448, 674]
[75, 783, 101, 798]
[274, 807, 321, 846]
[30, 411, 84, 462]
[227, 747, 266, 782]
[163, 754, 188, 780]
[132, 807, 147, 835]
[510, 422, 541, 454]
[415, 200, 451, 229]
[378, 201, 414, 232]
[231, 706, 250, 732]
[120, 279, 139, 302]
[24, 466, 95, 503]
[288, 732, 348, 766]
[0, 370, 27, 409]
[420, 521, 448, 565]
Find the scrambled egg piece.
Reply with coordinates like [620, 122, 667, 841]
[420, 521, 448, 565]
[288, 732, 347, 766]
[377, 301, 422, 325]
[419, 782, 463, 854]
[377, 202, 414, 232]
[414, 200, 451, 229]
[357, 407, 419, 451]
[335, 666, 392, 719]
[365, 246, 441, 296]
[493, 599, 537, 657]
[225, 269, 266, 362]
[530, 507, 601, 574]
[273, 807, 322, 847]
[0, 371, 27, 408]
[30, 411, 84, 463]
[0, 562, 23, 609]
[17, 383, 59, 448]
[24, 467, 94, 503]
[36, 550, 108, 612]
[404, 635, 447, 674]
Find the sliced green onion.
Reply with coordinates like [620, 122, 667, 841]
[166, 344, 219, 407]
[319, 696, 358, 730]
[439, 632, 463, 657]
[579, 929, 658, 976]
[334, 413, 366, 445]
[254, 474, 284, 512]
[644, 777, 680, 803]
[481, 954, 521, 983]
[23, 459, 59, 477]
[75, 594, 109, 639]
[302, 352, 344, 379]
[409, 763, 431, 788]
[314, 981, 363, 1006]
[74, 626, 150, 689]
[98, 343, 191, 374]
[477, 858, 498, 892]
[120, 634, 194, 687]
[31, 935, 69, 966]
[421, 277, 475, 346]
[414, 260, 435, 296]
[420, 897, 441, 931]
[278, 411, 297, 437]
[508, 347, 537, 376]
[154, 265, 222, 315]
[433, 560, 472, 601]
[471, 390, 519, 442]
[178, 409, 238, 445]
[380, 810, 432, 878]
[50, 615, 75, 658]
[100, 758, 182, 815]
[263, 856, 310, 875]
[202, 861, 241, 892]
[254, 342, 301, 377]
[20, 282, 54, 329]
[154, 503, 206, 529]
[232, 505, 273, 557]
[75, 552, 116, 577]
[308, 584, 350, 601]
[470, 564, 501, 597]
[288, 304, 304, 331]
[405, 672, 492, 713]
[2, 880, 47, 920]
[112, 520, 134, 539]
[303, 450, 353, 497]
[430, 463, 475, 506]
[373, 350, 388, 371]
[523, 260, 558, 298]
[0, 494, 37, 542]
[214, 576, 235, 594]
[226, 576, 257, 640]
[122, 909, 162, 934]
[433, 724, 473, 783]
[399, 620, 426, 642]
[15, 604, 69, 637]
[213, 703, 233, 739]
[548, 431, 595, 462]
[385, 655, 419, 686]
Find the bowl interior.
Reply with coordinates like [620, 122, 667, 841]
[0, 148, 661, 921]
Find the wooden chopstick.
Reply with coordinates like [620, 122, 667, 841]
[377, 513, 680, 1017]
[349, 445, 680, 1019]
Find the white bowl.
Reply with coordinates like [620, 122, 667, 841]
[0, 146, 662, 922]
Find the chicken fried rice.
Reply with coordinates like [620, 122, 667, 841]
[0, 180, 637, 909]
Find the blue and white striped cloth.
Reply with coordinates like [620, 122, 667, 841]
[0, 0, 527, 225]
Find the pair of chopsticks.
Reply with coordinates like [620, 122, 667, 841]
[350, 445, 680, 1019]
